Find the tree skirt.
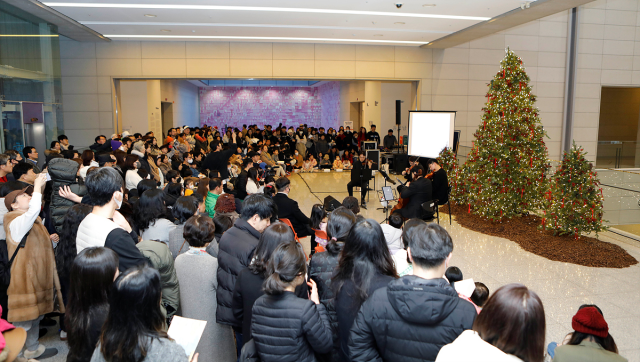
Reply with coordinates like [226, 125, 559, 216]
[441, 203, 638, 268]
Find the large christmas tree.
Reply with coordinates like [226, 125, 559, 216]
[542, 142, 607, 238]
[460, 49, 549, 221]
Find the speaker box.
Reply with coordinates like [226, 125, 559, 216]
[394, 153, 409, 174]
[324, 196, 342, 212]
[395, 100, 402, 125]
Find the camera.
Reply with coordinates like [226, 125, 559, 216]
[395, 2, 403, 8]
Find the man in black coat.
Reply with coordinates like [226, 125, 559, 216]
[202, 132, 237, 179]
[396, 165, 432, 220]
[273, 177, 312, 238]
[236, 158, 253, 200]
[428, 159, 449, 205]
[89, 135, 112, 153]
[347, 152, 373, 206]
[216, 194, 277, 349]
[349, 221, 476, 362]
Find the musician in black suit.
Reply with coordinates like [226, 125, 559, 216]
[395, 165, 432, 220]
[428, 159, 449, 205]
[347, 151, 373, 206]
[273, 176, 312, 238]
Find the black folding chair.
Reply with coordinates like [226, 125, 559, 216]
[446, 186, 452, 225]
[421, 199, 439, 224]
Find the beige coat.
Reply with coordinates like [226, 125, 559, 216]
[4, 212, 64, 322]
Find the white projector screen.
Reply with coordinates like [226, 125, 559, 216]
[408, 111, 456, 159]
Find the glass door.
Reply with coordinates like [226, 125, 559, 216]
[0, 101, 24, 153]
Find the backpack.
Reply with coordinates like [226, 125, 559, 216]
[0, 231, 30, 287]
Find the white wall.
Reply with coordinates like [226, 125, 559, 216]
[120, 80, 148, 136]
[380, 82, 413, 140]
[160, 79, 199, 129]
[339, 81, 365, 129]
[363, 81, 382, 130]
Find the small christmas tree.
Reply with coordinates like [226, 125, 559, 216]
[437, 147, 462, 203]
[542, 142, 607, 238]
[459, 49, 549, 221]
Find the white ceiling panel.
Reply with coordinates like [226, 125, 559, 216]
[41, 0, 533, 45]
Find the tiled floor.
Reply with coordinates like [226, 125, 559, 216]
[39, 171, 640, 361]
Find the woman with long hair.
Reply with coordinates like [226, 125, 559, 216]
[66, 247, 119, 362]
[250, 241, 331, 361]
[232, 223, 308, 347]
[157, 154, 172, 178]
[196, 177, 210, 199]
[91, 265, 194, 362]
[552, 304, 623, 362]
[245, 167, 262, 195]
[437, 283, 546, 362]
[134, 188, 176, 243]
[79, 150, 97, 180]
[332, 218, 398, 361]
[309, 207, 356, 361]
[164, 182, 183, 209]
[56, 203, 93, 340]
[175, 216, 236, 362]
[357, 127, 367, 149]
[124, 154, 143, 191]
[113, 150, 127, 181]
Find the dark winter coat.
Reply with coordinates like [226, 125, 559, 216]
[232, 268, 308, 346]
[348, 276, 477, 362]
[251, 292, 333, 362]
[309, 248, 343, 362]
[335, 273, 394, 362]
[48, 158, 87, 233]
[216, 218, 261, 328]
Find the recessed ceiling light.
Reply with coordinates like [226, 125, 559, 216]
[144, 14, 156, 17]
[394, 22, 405, 25]
[104, 34, 426, 45]
[161, 29, 171, 32]
[422, 4, 436, 7]
[44, 3, 489, 21]
[373, 34, 383, 36]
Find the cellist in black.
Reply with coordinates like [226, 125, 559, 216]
[347, 151, 373, 207]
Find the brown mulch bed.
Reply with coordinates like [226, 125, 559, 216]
[441, 203, 638, 268]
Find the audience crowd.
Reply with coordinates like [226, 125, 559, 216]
[0, 123, 627, 362]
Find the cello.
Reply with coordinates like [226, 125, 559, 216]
[389, 158, 434, 214]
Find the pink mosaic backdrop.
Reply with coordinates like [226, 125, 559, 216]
[199, 82, 339, 130]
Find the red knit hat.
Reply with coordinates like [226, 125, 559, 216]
[572, 306, 609, 338]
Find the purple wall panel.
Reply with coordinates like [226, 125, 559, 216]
[199, 82, 339, 130]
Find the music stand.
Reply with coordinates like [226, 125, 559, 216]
[377, 186, 397, 224]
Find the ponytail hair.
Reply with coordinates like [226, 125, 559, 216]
[263, 241, 306, 295]
[326, 207, 356, 255]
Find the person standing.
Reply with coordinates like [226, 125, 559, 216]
[202, 133, 237, 179]
[89, 135, 112, 153]
[366, 125, 380, 147]
[217, 194, 277, 354]
[4, 174, 63, 359]
[349, 221, 476, 362]
[76, 167, 147, 271]
[383, 129, 397, 151]
[205, 178, 223, 218]
[176, 215, 236, 362]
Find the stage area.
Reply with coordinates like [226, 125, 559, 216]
[286, 171, 640, 360]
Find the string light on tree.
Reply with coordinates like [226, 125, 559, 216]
[541, 142, 607, 238]
[457, 48, 550, 221]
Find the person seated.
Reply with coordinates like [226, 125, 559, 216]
[333, 157, 344, 170]
[436, 284, 545, 362]
[383, 129, 397, 151]
[470, 282, 489, 310]
[302, 154, 316, 172]
[380, 213, 411, 276]
[394, 165, 432, 220]
[342, 196, 360, 215]
[273, 177, 312, 238]
[445, 266, 463, 288]
[309, 204, 327, 251]
[349, 222, 476, 362]
[319, 154, 332, 169]
[428, 159, 449, 206]
[549, 305, 626, 362]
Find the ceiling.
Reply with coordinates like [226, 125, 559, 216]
[39, 0, 535, 45]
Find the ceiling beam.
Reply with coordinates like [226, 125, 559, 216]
[422, 0, 595, 49]
[3, 0, 109, 42]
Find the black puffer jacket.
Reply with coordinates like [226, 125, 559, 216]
[348, 276, 476, 362]
[49, 158, 87, 233]
[309, 247, 342, 361]
[251, 292, 333, 362]
[216, 218, 261, 327]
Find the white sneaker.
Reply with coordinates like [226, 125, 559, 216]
[23, 345, 45, 359]
[60, 330, 67, 341]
